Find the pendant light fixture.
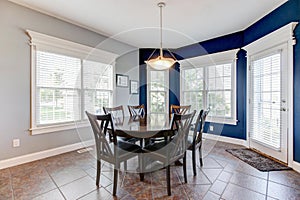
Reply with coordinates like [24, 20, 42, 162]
[145, 2, 177, 70]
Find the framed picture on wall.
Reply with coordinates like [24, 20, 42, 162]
[130, 80, 139, 94]
[116, 74, 129, 87]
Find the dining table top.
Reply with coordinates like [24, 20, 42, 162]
[112, 113, 174, 139]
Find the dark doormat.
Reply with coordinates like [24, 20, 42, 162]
[226, 148, 292, 172]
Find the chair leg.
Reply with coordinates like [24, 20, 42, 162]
[124, 161, 127, 171]
[183, 152, 187, 183]
[199, 145, 203, 167]
[138, 154, 144, 181]
[166, 165, 171, 196]
[96, 160, 101, 187]
[113, 168, 118, 196]
[192, 148, 197, 176]
[140, 138, 143, 147]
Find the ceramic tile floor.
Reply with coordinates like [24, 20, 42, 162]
[1, 139, 300, 200]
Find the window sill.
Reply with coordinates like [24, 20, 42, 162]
[206, 118, 238, 125]
[29, 121, 90, 135]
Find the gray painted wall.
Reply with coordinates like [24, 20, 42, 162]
[115, 50, 140, 116]
[0, 0, 138, 160]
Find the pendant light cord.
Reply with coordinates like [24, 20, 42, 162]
[158, 2, 164, 57]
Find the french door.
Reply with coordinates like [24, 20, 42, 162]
[248, 44, 288, 163]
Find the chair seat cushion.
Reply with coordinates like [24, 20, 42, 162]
[143, 141, 170, 152]
[117, 140, 142, 153]
[119, 137, 140, 144]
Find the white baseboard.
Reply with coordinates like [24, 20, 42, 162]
[0, 140, 94, 170]
[292, 161, 300, 173]
[203, 133, 248, 147]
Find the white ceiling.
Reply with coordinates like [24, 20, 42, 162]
[10, 0, 287, 48]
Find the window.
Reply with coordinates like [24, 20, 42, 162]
[147, 68, 169, 113]
[207, 63, 233, 118]
[83, 60, 113, 115]
[181, 68, 204, 112]
[180, 50, 237, 124]
[28, 30, 117, 134]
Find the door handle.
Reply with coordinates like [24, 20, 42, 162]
[280, 108, 286, 111]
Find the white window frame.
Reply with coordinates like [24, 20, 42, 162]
[147, 66, 169, 114]
[27, 30, 118, 135]
[180, 49, 238, 125]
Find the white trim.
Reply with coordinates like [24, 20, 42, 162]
[292, 161, 300, 173]
[30, 121, 90, 135]
[0, 140, 94, 170]
[179, 49, 239, 68]
[206, 118, 238, 125]
[27, 30, 118, 63]
[245, 22, 297, 165]
[287, 27, 295, 167]
[28, 31, 116, 135]
[203, 133, 248, 146]
[243, 22, 298, 54]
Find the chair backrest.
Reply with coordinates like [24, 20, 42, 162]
[127, 104, 145, 117]
[85, 111, 115, 161]
[170, 105, 191, 117]
[103, 105, 124, 125]
[169, 110, 196, 161]
[193, 109, 210, 145]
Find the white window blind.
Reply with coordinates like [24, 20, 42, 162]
[36, 51, 81, 125]
[249, 53, 282, 149]
[83, 60, 113, 115]
[28, 30, 118, 134]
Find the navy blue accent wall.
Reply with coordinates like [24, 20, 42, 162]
[139, 49, 150, 113]
[175, 31, 244, 60]
[138, 0, 300, 162]
[203, 49, 247, 139]
[169, 62, 180, 107]
[244, 0, 299, 45]
[139, 48, 180, 112]
[294, 24, 300, 161]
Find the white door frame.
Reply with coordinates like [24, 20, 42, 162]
[244, 22, 298, 167]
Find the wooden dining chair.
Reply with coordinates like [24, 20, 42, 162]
[143, 111, 196, 196]
[151, 104, 191, 144]
[104, 105, 139, 147]
[187, 109, 209, 176]
[103, 105, 125, 124]
[85, 111, 144, 196]
[103, 105, 125, 142]
[170, 104, 191, 117]
[127, 104, 145, 117]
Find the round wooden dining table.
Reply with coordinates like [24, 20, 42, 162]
[113, 113, 174, 139]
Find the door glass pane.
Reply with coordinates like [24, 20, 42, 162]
[150, 91, 166, 113]
[250, 53, 281, 149]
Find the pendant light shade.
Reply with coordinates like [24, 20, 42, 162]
[145, 2, 177, 70]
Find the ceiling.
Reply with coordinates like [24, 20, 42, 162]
[10, 0, 287, 48]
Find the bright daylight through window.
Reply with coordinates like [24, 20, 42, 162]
[147, 69, 169, 113]
[36, 52, 113, 125]
[180, 50, 237, 124]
